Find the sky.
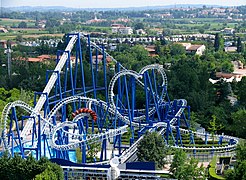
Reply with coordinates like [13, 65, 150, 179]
[2, 0, 246, 8]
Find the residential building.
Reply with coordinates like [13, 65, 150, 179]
[145, 45, 158, 57]
[178, 43, 206, 55]
[222, 28, 235, 35]
[0, 40, 17, 49]
[0, 27, 8, 33]
[186, 45, 206, 56]
[26, 54, 55, 62]
[92, 55, 114, 71]
[224, 46, 237, 53]
[86, 15, 106, 24]
[92, 55, 112, 65]
[111, 18, 130, 23]
[111, 24, 133, 35]
[0, 40, 7, 48]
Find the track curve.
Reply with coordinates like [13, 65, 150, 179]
[0, 33, 240, 165]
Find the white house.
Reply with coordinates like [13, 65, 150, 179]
[111, 24, 133, 35]
[222, 28, 235, 35]
[186, 45, 206, 56]
[178, 43, 206, 56]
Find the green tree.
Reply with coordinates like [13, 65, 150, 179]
[170, 149, 187, 178]
[225, 141, 246, 180]
[236, 140, 246, 162]
[170, 149, 206, 180]
[15, 34, 24, 42]
[134, 22, 144, 30]
[170, 44, 186, 56]
[137, 131, 168, 169]
[160, 46, 171, 58]
[208, 115, 223, 145]
[237, 37, 243, 53]
[0, 153, 45, 180]
[35, 160, 64, 180]
[237, 77, 246, 105]
[87, 142, 100, 162]
[18, 21, 27, 28]
[0, 153, 63, 180]
[45, 19, 60, 28]
[198, 27, 205, 34]
[231, 109, 246, 138]
[214, 33, 224, 52]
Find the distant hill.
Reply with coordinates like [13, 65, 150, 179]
[3, 4, 232, 12]
[3, 6, 77, 12]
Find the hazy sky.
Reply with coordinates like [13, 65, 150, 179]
[2, 0, 246, 8]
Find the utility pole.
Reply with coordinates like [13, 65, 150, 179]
[0, 0, 2, 17]
[7, 48, 11, 78]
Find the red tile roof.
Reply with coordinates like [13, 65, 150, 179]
[37, 54, 51, 59]
[92, 55, 112, 63]
[187, 45, 203, 51]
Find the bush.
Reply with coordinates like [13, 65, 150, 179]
[0, 152, 63, 180]
[35, 162, 64, 180]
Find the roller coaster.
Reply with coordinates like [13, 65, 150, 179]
[0, 33, 239, 171]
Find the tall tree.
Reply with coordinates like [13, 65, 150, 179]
[214, 33, 224, 52]
[231, 109, 246, 138]
[137, 131, 168, 169]
[236, 37, 244, 53]
[208, 115, 224, 145]
[237, 77, 246, 105]
[170, 149, 206, 180]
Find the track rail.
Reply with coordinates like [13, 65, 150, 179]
[21, 35, 78, 138]
[0, 33, 239, 166]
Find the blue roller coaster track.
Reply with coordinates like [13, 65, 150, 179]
[0, 33, 238, 167]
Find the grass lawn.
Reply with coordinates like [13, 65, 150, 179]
[0, 18, 36, 27]
[0, 27, 63, 40]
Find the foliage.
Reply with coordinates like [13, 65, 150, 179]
[134, 22, 145, 30]
[87, 129, 101, 162]
[237, 37, 243, 53]
[18, 21, 27, 28]
[35, 161, 64, 180]
[224, 160, 246, 180]
[87, 142, 100, 162]
[224, 141, 246, 180]
[235, 140, 246, 162]
[0, 88, 33, 118]
[170, 149, 206, 180]
[170, 44, 186, 56]
[0, 153, 63, 180]
[231, 109, 246, 138]
[137, 131, 168, 169]
[214, 33, 224, 52]
[45, 19, 60, 28]
[208, 115, 224, 145]
[76, 147, 82, 163]
[16, 34, 24, 42]
[224, 169, 236, 180]
[237, 77, 246, 105]
[170, 149, 186, 177]
[114, 45, 153, 71]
